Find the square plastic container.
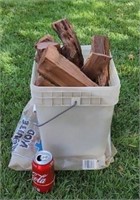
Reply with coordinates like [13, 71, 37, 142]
[30, 45, 120, 170]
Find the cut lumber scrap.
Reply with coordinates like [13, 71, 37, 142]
[38, 45, 97, 87]
[52, 19, 84, 69]
[35, 75, 55, 86]
[82, 52, 111, 86]
[82, 35, 111, 86]
[35, 34, 60, 63]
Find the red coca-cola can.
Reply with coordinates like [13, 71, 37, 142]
[32, 150, 55, 193]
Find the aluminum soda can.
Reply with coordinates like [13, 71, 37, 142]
[32, 150, 55, 193]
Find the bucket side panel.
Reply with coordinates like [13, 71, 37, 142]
[37, 106, 114, 158]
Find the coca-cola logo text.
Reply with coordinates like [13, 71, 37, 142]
[32, 172, 48, 184]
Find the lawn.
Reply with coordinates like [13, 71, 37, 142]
[1, 0, 139, 199]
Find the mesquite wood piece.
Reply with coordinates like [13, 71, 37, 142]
[35, 34, 60, 63]
[82, 35, 111, 86]
[92, 35, 110, 86]
[35, 34, 54, 46]
[35, 75, 55, 86]
[91, 35, 110, 55]
[82, 53, 111, 86]
[52, 19, 84, 69]
[38, 45, 97, 87]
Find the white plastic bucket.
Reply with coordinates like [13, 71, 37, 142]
[30, 45, 120, 170]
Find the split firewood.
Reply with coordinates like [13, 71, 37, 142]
[35, 34, 60, 63]
[82, 52, 111, 86]
[35, 75, 55, 86]
[91, 35, 110, 55]
[82, 35, 111, 86]
[35, 34, 54, 46]
[52, 19, 84, 69]
[38, 45, 97, 87]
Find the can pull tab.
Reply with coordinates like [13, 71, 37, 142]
[41, 155, 48, 161]
[37, 154, 49, 162]
[34, 101, 77, 127]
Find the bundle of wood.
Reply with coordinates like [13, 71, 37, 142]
[34, 19, 111, 87]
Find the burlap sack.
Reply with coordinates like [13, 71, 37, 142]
[8, 99, 42, 170]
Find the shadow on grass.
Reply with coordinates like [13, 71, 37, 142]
[1, 0, 139, 199]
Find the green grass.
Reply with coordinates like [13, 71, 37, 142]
[1, 0, 139, 199]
